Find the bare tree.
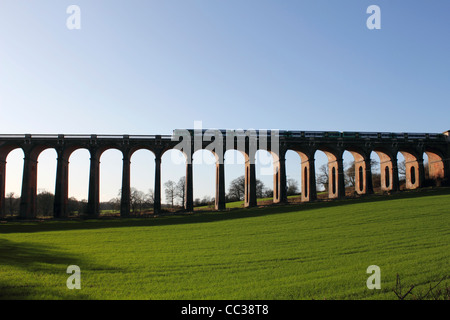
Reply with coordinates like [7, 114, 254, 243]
[164, 180, 177, 207]
[6, 192, 17, 217]
[130, 188, 146, 214]
[146, 188, 155, 205]
[371, 159, 380, 173]
[316, 164, 328, 192]
[256, 179, 266, 199]
[371, 159, 381, 189]
[398, 160, 406, 178]
[175, 176, 186, 206]
[345, 161, 356, 187]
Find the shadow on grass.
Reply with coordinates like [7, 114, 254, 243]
[0, 239, 113, 300]
[1, 187, 449, 234]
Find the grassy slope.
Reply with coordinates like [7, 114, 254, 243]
[0, 189, 449, 300]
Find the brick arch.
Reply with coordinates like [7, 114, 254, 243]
[313, 147, 345, 199]
[344, 147, 374, 195]
[372, 149, 399, 192]
[285, 149, 316, 202]
[398, 150, 424, 190]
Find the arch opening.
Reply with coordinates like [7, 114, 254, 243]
[255, 150, 273, 204]
[36, 148, 57, 217]
[224, 150, 245, 207]
[285, 150, 302, 203]
[68, 148, 90, 216]
[314, 150, 329, 198]
[99, 149, 123, 215]
[3, 148, 24, 218]
[161, 149, 186, 210]
[130, 149, 156, 215]
[193, 149, 216, 209]
[369, 151, 382, 191]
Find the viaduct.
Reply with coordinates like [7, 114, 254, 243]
[0, 130, 449, 219]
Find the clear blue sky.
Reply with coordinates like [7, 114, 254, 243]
[1, 1, 449, 203]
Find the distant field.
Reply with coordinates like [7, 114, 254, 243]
[1, 188, 449, 300]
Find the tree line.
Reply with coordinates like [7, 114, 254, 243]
[1, 159, 428, 217]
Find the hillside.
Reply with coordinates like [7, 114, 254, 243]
[1, 188, 449, 300]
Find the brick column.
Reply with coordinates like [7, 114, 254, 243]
[54, 151, 69, 218]
[355, 158, 374, 195]
[273, 157, 287, 203]
[328, 157, 345, 199]
[154, 155, 161, 213]
[87, 153, 100, 218]
[0, 158, 6, 218]
[19, 153, 38, 219]
[120, 153, 131, 217]
[244, 158, 257, 207]
[301, 158, 317, 202]
[215, 161, 226, 210]
[185, 156, 194, 211]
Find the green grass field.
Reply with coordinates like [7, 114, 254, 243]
[1, 188, 449, 300]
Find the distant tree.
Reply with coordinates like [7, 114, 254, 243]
[193, 196, 215, 207]
[256, 179, 266, 199]
[345, 161, 356, 187]
[398, 160, 406, 178]
[371, 159, 381, 189]
[78, 199, 88, 215]
[424, 161, 429, 179]
[164, 180, 177, 207]
[371, 159, 380, 173]
[130, 188, 146, 213]
[316, 164, 329, 192]
[227, 175, 266, 201]
[227, 176, 246, 201]
[6, 192, 18, 217]
[146, 189, 155, 205]
[115, 188, 154, 214]
[263, 188, 273, 198]
[286, 178, 299, 196]
[372, 173, 381, 189]
[175, 176, 186, 206]
[37, 190, 54, 216]
[68, 197, 82, 215]
[107, 197, 120, 212]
